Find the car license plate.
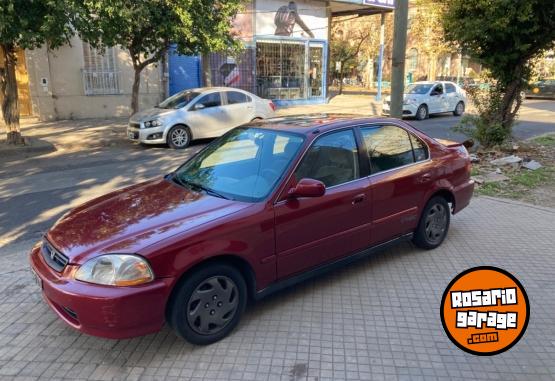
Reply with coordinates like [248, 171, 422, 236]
[30, 268, 42, 289]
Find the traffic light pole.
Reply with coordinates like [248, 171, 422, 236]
[389, 0, 409, 118]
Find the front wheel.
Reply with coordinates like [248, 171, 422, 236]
[167, 125, 192, 149]
[413, 196, 450, 250]
[415, 104, 428, 120]
[168, 263, 247, 345]
[453, 101, 465, 116]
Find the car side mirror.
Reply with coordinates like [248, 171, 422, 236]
[288, 178, 326, 198]
[194, 103, 205, 110]
[430, 91, 438, 96]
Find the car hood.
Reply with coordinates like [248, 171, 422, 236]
[46, 178, 251, 264]
[130, 107, 176, 122]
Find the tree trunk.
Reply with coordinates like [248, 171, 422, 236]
[338, 65, 344, 95]
[0, 43, 23, 145]
[130, 67, 141, 115]
[499, 78, 523, 132]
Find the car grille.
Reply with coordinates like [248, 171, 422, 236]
[41, 240, 69, 272]
[129, 122, 141, 129]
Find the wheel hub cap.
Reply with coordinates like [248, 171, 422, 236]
[186, 276, 239, 335]
[424, 204, 447, 244]
[171, 129, 188, 147]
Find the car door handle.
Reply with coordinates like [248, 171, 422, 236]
[418, 173, 432, 183]
[352, 194, 366, 205]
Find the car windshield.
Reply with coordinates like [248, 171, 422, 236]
[158, 91, 200, 109]
[173, 127, 305, 202]
[405, 84, 433, 94]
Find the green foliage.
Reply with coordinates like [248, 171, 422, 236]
[454, 79, 509, 147]
[444, 0, 555, 86]
[76, 0, 244, 67]
[444, 0, 555, 146]
[0, 0, 75, 49]
[532, 134, 555, 147]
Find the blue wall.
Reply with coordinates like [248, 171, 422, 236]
[168, 48, 201, 96]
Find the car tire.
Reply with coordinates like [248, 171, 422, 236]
[453, 101, 465, 116]
[167, 125, 192, 149]
[412, 196, 450, 250]
[415, 104, 428, 120]
[168, 263, 247, 345]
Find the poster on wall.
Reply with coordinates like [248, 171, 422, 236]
[256, 0, 328, 40]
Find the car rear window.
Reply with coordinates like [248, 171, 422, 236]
[361, 125, 415, 174]
[226, 91, 250, 105]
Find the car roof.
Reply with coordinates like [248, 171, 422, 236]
[187, 87, 255, 94]
[250, 114, 409, 135]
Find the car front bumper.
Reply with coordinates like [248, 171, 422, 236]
[127, 124, 168, 145]
[29, 245, 174, 339]
[382, 103, 418, 116]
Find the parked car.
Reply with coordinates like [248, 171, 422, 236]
[30, 115, 474, 345]
[127, 87, 276, 149]
[382, 81, 467, 120]
[524, 79, 555, 99]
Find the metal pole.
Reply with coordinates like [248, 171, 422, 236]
[375, 12, 386, 101]
[390, 0, 409, 118]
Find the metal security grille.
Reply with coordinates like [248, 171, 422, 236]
[256, 40, 306, 100]
[208, 48, 256, 94]
[82, 42, 121, 95]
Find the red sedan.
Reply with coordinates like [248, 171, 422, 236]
[29, 115, 474, 344]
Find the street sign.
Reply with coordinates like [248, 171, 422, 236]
[362, 0, 395, 9]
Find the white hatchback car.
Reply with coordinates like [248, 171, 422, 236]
[382, 81, 467, 120]
[128, 87, 276, 149]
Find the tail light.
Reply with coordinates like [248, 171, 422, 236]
[268, 101, 276, 112]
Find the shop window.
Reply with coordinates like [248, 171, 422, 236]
[256, 40, 325, 101]
[82, 42, 120, 95]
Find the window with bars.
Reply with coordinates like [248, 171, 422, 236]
[256, 40, 306, 100]
[82, 42, 121, 95]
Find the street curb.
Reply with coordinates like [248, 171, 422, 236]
[477, 195, 555, 214]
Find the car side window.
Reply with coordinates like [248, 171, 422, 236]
[445, 83, 456, 93]
[195, 93, 221, 109]
[226, 91, 249, 105]
[294, 129, 360, 188]
[409, 133, 429, 162]
[361, 125, 415, 174]
[432, 84, 443, 95]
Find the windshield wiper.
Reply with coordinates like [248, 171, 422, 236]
[172, 175, 232, 200]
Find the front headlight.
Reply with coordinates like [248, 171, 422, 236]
[403, 98, 417, 106]
[143, 119, 163, 128]
[74, 254, 154, 286]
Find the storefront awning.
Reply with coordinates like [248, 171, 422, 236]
[330, 0, 395, 17]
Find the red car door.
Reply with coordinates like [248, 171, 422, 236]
[274, 129, 372, 279]
[359, 124, 432, 245]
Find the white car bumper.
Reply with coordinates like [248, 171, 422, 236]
[127, 124, 168, 145]
[382, 102, 418, 117]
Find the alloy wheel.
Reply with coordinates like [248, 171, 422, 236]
[424, 203, 447, 244]
[456, 102, 464, 115]
[186, 276, 239, 335]
[171, 128, 189, 148]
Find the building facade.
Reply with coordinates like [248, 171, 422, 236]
[24, 35, 164, 121]
[22, 0, 394, 121]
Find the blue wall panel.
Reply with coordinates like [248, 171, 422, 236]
[168, 48, 201, 96]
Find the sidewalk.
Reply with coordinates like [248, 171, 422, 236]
[3, 93, 382, 158]
[1, 197, 554, 380]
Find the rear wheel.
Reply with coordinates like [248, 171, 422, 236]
[167, 125, 191, 149]
[168, 263, 247, 345]
[453, 101, 465, 116]
[413, 196, 450, 250]
[415, 104, 428, 120]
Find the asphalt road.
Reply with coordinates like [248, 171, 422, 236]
[1, 99, 554, 248]
[410, 98, 555, 142]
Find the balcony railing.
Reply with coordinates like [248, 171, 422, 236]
[82, 70, 121, 95]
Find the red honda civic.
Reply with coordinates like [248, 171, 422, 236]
[29, 115, 474, 345]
